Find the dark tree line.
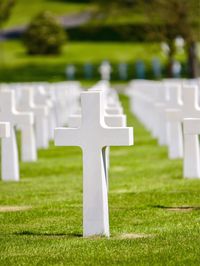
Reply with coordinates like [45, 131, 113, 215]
[0, 0, 15, 26]
[91, 0, 200, 78]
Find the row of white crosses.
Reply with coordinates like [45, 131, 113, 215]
[0, 81, 82, 181]
[127, 78, 200, 178]
[55, 81, 133, 237]
[0, 80, 133, 237]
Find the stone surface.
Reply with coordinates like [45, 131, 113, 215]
[166, 85, 200, 159]
[0, 122, 10, 138]
[18, 87, 49, 155]
[99, 61, 112, 81]
[165, 84, 183, 159]
[55, 91, 133, 237]
[183, 118, 200, 178]
[0, 90, 33, 181]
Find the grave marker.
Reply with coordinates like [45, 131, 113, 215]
[165, 84, 183, 158]
[0, 122, 10, 138]
[33, 87, 50, 148]
[0, 122, 11, 180]
[65, 65, 76, 80]
[166, 85, 200, 159]
[183, 118, 200, 178]
[55, 91, 133, 237]
[84, 63, 93, 80]
[135, 60, 145, 79]
[99, 61, 112, 81]
[152, 58, 161, 79]
[0, 90, 33, 181]
[118, 63, 128, 80]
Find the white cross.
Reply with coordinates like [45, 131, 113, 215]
[0, 90, 33, 181]
[68, 114, 126, 128]
[0, 122, 10, 138]
[165, 84, 183, 159]
[55, 91, 133, 237]
[183, 118, 200, 178]
[166, 85, 200, 159]
[68, 112, 127, 189]
[34, 86, 50, 147]
[0, 122, 11, 180]
[18, 88, 49, 154]
[154, 85, 167, 146]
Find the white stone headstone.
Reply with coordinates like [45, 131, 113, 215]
[55, 91, 133, 237]
[166, 85, 200, 159]
[99, 61, 112, 81]
[34, 86, 50, 148]
[0, 122, 10, 138]
[183, 118, 200, 178]
[0, 90, 33, 181]
[0, 122, 11, 181]
[18, 87, 49, 153]
[165, 84, 183, 158]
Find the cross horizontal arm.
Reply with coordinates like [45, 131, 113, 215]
[68, 114, 126, 128]
[166, 109, 182, 121]
[183, 118, 200, 135]
[102, 127, 133, 147]
[14, 111, 34, 126]
[105, 115, 126, 127]
[54, 127, 81, 147]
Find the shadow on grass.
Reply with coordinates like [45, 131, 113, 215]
[14, 231, 82, 238]
[152, 205, 200, 211]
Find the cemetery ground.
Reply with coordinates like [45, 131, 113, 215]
[0, 95, 200, 265]
[0, 40, 186, 83]
[3, 0, 91, 29]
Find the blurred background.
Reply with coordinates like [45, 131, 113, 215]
[0, 0, 199, 84]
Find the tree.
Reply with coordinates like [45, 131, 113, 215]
[144, 0, 199, 78]
[0, 0, 15, 26]
[92, 0, 200, 78]
[23, 11, 67, 55]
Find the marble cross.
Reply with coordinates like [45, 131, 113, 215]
[166, 85, 200, 160]
[55, 91, 133, 237]
[0, 90, 33, 181]
[0, 122, 10, 138]
[18, 88, 49, 153]
[68, 113, 126, 128]
[183, 118, 200, 178]
[165, 84, 183, 159]
[154, 85, 167, 146]
[33, 87, 50, 148]
[0, 122, 11, 180]
[68, 111, 127, 189]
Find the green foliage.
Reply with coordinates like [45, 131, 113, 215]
[145, 0, 199, 43]
[4, 0, 90, 29]
[92, 0, 199, 42]
[23, 11, 67, 55]
[0, 95, 200, 265]
[0, 40, 182, 82]
[0, 0, 15, 26]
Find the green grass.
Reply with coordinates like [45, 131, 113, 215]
[0, 95, 200, 265]
[3, 0, 153, 29]
[0, 40, 187, 82]
[4, 0, 91, 29]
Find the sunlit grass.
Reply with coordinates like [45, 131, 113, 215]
[0, 40, 187, 82]
[0, 95, 199, 265]
[4, 0, 91, 29]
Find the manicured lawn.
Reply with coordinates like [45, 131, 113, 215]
[3, 0, 152, 29]
[0, 40, 187, 82]
[4, 0, 91, 29]
[0, 95, 199, 265]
